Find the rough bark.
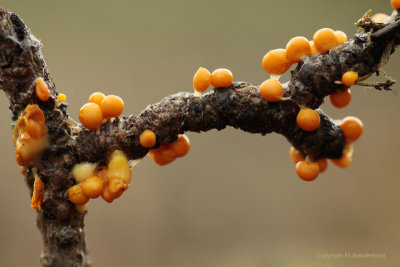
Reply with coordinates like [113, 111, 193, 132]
[0, 7, 399, 267]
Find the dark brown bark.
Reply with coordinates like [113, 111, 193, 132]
[0, 8, 91, 267]
[0, 7, 398, 267]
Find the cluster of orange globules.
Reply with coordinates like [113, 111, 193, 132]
[314, 70, 359, 174]
[193, 67, 233, 94]
[79, 92, 124, 129]
[68, 150, 132, 206]
[139, 130, 191, 166]
[291, 116, 363, 182]
[257, 27, 366, 181]
[262, 28, 347, 78]
[259, 28, 350, 133]
[149, 134, 190, 166]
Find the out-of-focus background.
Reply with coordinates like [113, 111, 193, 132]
[0, 0, 399, 266]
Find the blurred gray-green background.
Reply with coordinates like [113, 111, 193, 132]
[1, 0, 399, 266]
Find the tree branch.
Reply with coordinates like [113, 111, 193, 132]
[74, 83, 344, 163]
[0, 6, 398, 267]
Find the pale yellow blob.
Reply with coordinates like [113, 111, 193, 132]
[106, 150, 132, 184]
[72, 163, 97, 183]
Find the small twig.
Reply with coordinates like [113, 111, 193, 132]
[357, 80, 395, 91]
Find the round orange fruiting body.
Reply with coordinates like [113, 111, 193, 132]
[313, 28, 337, 54]
[150, 145, 176, 166]
[262, 49, 291, 75]
[171, 134, 190, 157]
[334, 30, 347, 46]
[316, 158, 328, 173]
[342, 71, 358, 86]
[296, 108, 320, 132]
[391, 0, 400, 10]
[259, 79, 284, 102]
[57, 93, 67, 102]
[89, 92, 106, 106]
[140, 129, 157, 148]
[68, 185, 89, 205]
[289, 147, 305, 164]
[296, 160, 319, 181]
[285, 36, 311, 63]
[331, 153, 352, 168]
[210, 68, 233, 88]
[79, 103, 104, 129]
[81, 176, 104, 199]
[193, 67, 211, 93]
[340, 116, 363, 142]
[329, 89, 352, 108]
[309, 41, 320, 56]
[371, 13, 389, 23]
[331, 145, 353, 168]
[101, 95, 124, 118]
[36, 77, 50, 101]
